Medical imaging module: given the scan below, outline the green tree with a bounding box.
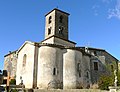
[10,79,16,85]
[98,74,114,90]
[117,69,120,86]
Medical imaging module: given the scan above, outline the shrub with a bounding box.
[98,74,114,90]
[10,79,16,85]
[117,70,120,86]
[10,89,18,92]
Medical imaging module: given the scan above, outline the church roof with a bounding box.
[79,47,105,51]
[4,50,17,57]
[41,35,76,45]
[5,40,119,62]
[17,41,65,53]
[79,47,119,61]
[17,40,77,54]
[45,8,70,16]
[17,41,36,53]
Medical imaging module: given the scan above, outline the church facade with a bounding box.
[4,8,118,89]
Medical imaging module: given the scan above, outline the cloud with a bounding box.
[91,0,112,16]
[92,5,100,16]
[108,0,120,19]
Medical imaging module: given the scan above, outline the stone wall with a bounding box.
[42,36,75,47]
[103,51,118,71]
[84,48,118,85]
[16,43,35,88]
[45,9,69,40]
[37,46,63,89]
[63,49,83,89]
[33,89,108,92]
[4,51,17,77]
[45,10,55,39]
[54,37,75,47]
[82,55,91,88]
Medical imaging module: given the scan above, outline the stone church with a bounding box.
[4,8,118,89]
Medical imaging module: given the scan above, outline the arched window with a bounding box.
[77,63,80,71]
[79,70,81,77]
[77,63,81,77]
[86,71,89,79]
[49,16,52,24]
[23,54,27,67]
[111,65,114,72]
[53,68,57,75]
[59,15,63,23]
[58,26,63,34]
[48,27,51,35]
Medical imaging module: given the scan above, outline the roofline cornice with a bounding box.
[45,8,70,16]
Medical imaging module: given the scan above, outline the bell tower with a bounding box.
[42,8,76,47]
[45,8,69,40]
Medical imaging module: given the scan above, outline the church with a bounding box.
[4,8,118,89]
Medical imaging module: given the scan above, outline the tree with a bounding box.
[10,79,16,85]
[117,69,120,86]
[98,74,114,90]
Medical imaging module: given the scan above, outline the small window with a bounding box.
[77,63,81,77]
[111,65,114,72]
[59,15,63,23]
[48,27,51,35]
[94,62,98,71]
[78,70,81,77]
[86,72,89,78]
[49,16,52,24]
[23,54,27,67]
[53,68,57,75]
[77,63,80,71]
[58,26,63,34]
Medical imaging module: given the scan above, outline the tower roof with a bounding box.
[45,8,70,16]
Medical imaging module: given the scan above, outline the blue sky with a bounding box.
[0,0,120,70]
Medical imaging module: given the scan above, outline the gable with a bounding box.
[17,41,35,53]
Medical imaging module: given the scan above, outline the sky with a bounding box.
[0,0,120,70]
